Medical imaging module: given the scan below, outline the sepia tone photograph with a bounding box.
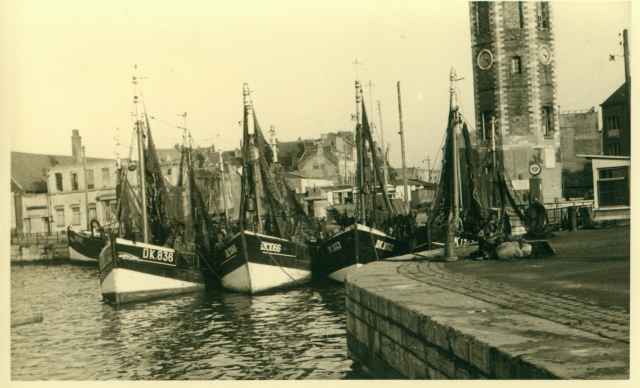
[3,0,633,382]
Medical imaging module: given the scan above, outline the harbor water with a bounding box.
[11,263,363,380]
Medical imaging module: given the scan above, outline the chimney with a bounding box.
[71,129,82,162]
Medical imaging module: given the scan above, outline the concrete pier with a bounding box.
[345,228,629,379]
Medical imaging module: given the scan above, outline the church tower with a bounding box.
[469,1,561,203]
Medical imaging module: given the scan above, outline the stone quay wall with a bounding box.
[345,260,629,379]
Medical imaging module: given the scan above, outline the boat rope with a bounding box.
[255,234,300,284]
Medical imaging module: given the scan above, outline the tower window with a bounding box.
[475,2,490,36]
[481,111,495,142]
[537,2,550,30]
[542,106,553,137]
[518,1,524,28]
[511,56,522,74]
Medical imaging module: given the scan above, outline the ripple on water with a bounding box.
[11,265,361,380]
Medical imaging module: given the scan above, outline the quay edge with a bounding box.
[345,259,629,379]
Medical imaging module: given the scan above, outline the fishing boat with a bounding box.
[315,81,410,282]
[426,68,552,260]
[67,224,105,264]
[218,83,316,294]
[67,146,108,264]
[98,73,215,305]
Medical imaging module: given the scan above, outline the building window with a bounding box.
[71,206,81,225]
[481,111,495,142]
[518,1,524,28]
[537,2,550,30]
[105,201,117,222]
[605,115,620,130]
[607,142,621,156]
[86,169,95,189]
[167,167,172,176]
[23,218,31,234]
[511,56,522,74]
[55,173,64,192]
[475,2,490,36]
[71,172,79,191]
[598,167,629,207]
[88,203,97,221]
[102,167,110,187]
[55,207,65,227]
[542,106,553,137]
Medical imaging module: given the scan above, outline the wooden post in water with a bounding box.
[396,81,409,214]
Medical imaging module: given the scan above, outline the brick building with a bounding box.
[469,1,562,203]
[601,82,630,156]
[559,108,602,199]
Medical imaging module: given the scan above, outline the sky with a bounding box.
[2,0,631,170]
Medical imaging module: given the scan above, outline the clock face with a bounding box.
[477,49,494,70]
[539,46,552,65]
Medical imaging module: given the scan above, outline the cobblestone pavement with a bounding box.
[397,261,629,344]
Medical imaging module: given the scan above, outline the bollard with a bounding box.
[568,206,578,232]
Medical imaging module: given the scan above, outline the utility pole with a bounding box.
[377,100,388,187]
[623,29,631,143]
[81,146,91,231]
[396,81,409,214]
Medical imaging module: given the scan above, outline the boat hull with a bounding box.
[98,237,205,305]
[219,230,311,294]
[67,228,105,264]
[315,223,406,282]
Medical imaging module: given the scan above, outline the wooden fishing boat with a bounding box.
[315,81,410,282]
[219,84,316,294]
[67,226,105,264]
[99,71,215,305]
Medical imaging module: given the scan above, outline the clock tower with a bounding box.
[469,1,561,203]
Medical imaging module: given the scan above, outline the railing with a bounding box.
[11,231,68,245]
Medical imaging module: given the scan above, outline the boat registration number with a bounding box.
[142,247,175,264]
[374,240,394,252]
[327,241,342,253]
[260,241,282,254]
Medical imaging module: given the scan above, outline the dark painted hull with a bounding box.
[314,223,407,281]
[219,230,312,294]
[67,228,106,263]
[98,236,205,306]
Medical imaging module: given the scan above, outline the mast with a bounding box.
[81,146,91,231]
[445,68,462,261]
[243,83,263,233]
[355,80,366,225]
[133,69,149,243]
[396,81,409,214]
[219,151,229,221]
[136,119,149,243]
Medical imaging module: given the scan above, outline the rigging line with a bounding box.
[255,234,299,284]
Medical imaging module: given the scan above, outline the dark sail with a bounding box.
[143,114,173,245]
[237,98,317,241]
[428,105,525,241]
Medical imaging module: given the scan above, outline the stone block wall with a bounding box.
[345,281,554,379]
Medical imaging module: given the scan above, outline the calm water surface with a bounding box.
[11,264,363,380]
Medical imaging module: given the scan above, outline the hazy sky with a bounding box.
[2,0,631,169]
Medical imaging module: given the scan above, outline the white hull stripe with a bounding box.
[114,238,176,253]
[101,267,202,295]
[221,261,310,294]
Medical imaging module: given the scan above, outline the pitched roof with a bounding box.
[11,151,114,193]
[11,152,73,193]
[601,82,628,107]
